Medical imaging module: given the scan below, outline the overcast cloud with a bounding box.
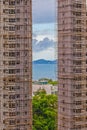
[32,0,56,24]
[33,37,55,52]
[32,0,57,60]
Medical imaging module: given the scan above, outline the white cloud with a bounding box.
[33,23,57,41]
[34,34,56,42]
[32,23,57,60]
[33,47,57,61]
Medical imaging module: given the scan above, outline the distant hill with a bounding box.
[33,59,57,64]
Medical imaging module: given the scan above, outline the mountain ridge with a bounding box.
[33,59,57,64]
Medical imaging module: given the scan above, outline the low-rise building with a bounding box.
[32,84,57,96]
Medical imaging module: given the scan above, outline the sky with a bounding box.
[32,0,57,61]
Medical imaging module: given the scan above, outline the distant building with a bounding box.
[58,0,87,130]
[0,0,32,130]
[37,80,48,85]
[32,84,57,96]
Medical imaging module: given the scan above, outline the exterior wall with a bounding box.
[58,0,87,130]
[32,84,57,95]
[0,0,32,130]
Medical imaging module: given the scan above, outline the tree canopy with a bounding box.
[33,89,58,130]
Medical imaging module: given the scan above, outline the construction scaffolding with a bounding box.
[58,0,87,130]
[0,0,32,130]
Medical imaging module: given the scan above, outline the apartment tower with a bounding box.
[0,0,32,130]
[58,0,87,130]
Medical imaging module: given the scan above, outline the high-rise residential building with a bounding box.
[0,0,32,130]
[58,0,87,130]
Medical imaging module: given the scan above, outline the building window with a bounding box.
[9,61,15,65]
[9,9,15,14]
[76,20,81,24]
[9,26,15,31]
[62,60,65,64]
[9,44,16,48]
[3,94,8,99]
[75,101,82,105]
[75,4,82,8]
[3,9,9,13]
[9,78,16,82]
[8,86,16,91]
[73,84,82,89]
[16,111,20,115]
[16,0,20,4]
[9,52,15,57]
[9,95,15,99]
[62,100,65,104]
[9,18,15,22]
[16,18,20,22]
[3,52,9,56]
[3,26,8,31]
[25,103,28,106]
[63,68,65,72]
[16,9,20,13]
[9,0,15,5]
[3,18,8,22]
[9,35,16,40]
[16,25,20,30]
[9,103,15,108]
[9,112,16,116]
[73,93,82,97]
[16,60,20,64]
[3,112,8,116]
[9,120,16,125]
[16,94,20,98]
[63,84,65,88]
[63,108,65,111]
[63,92,65,95]
[17,120,20,124]
[73,11,82,16]
[73,109,81,113]
[25,111,27,115]
[62,13,65,16]
[9,69,15,74]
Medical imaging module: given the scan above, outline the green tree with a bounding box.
[48,80,58,86]
[33,89,57,130]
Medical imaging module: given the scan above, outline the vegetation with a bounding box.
[48,79,58,86]
[38,78,58,85]
[33,89,58,130]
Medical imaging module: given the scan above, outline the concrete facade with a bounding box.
[58,0,87,130]
[0,0,32,130]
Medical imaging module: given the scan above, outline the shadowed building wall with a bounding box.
[0,0,32,129]
[58,0,87,129]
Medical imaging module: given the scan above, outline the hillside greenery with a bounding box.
[33,89,58,130]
